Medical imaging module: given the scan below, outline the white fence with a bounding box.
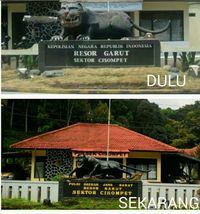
[1,180,199,206]
[1,44,38,56]
[1,180,59,202]
[143,183,199,209]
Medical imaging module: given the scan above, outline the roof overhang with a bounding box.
[61,0,143,11]
[177,152,200,163]
[2,151,31,158]
[163,152,200,163]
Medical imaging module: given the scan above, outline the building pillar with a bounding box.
[133,11,140,37]
[157,156,161,182]
[122,158,127,179]
[31,150,36,181]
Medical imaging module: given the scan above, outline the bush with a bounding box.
[179,52,200,72]
[21,55,38,70]
[50,174,65,181]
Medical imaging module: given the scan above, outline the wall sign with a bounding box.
[59,179,142,199]
[39,40,160,71]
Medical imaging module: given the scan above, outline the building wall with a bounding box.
[31,149,73,181]
[134,2,189,41]
[45,150,73,180]
[31,150,161,181]
[189,3,200,49]
[128,151,161,182]
[6,1,61,49]
[5,1,199,50]
[31,150,46,181]
[25,1,61,47]
[137,2,189,41]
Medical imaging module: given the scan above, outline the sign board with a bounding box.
[38,40,160,71]
[59,179,142,199]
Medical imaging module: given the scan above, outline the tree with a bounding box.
[87,101,110,123]
[37,100,53,133]
[10,100,15,129]
[163,101,200,148]
[133,100,167,142]
[25,100,30,133]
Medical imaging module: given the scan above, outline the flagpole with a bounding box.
[106,99,111,162]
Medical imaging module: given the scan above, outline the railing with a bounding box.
[1,180,199,206]
[1,44,38,56]
[1,44,38,69]
[143,182,200,208]
[1,180,59,202]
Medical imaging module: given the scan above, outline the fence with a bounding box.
[143,182,199,208]
[1,180,199,205]
[1,180,59,202]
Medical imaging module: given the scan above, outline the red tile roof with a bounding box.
[179,145,200,157]
[11,123,178,153]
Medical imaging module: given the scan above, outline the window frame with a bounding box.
[34,156,46,179]
[127,158,157,180]
[139,10,184,41]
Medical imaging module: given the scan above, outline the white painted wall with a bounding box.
[1,180,59,202]
[189,3,200,49]
[143,182,200,208]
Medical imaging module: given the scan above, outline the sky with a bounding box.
[149,98,199,109]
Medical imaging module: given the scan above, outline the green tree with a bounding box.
[133,100,167,142]
[87,101,110,123]
[163,101,200,148]
[37,100,54,133]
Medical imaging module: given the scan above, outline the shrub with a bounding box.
[179,52,200,72]
[21,55,38,70]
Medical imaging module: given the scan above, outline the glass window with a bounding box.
[127,159,157,180]
[148,164,157,179]
[140,11,184,41]
[34,156,45,178]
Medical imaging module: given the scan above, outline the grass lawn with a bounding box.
[1,198,126,210]
[2,67,200,94]
[2,198,199,210]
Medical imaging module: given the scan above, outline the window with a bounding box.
[140,11,184,41]
[34,156,45,178]
[127,159,157,180]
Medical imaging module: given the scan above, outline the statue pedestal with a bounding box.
[39,39,160,72]
[58,179,142,199]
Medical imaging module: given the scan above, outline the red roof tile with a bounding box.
[179,145,200,157]
[11,123,178,153]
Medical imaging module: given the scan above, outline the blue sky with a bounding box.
[149,98,199,109]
